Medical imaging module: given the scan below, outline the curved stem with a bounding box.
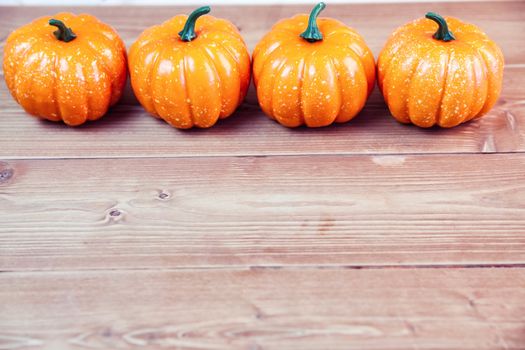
[299,2,326,43]
[178,6,211,42]
[425,12,455,42]
[49,19,76,42]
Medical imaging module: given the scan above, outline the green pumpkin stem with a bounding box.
[49,19,76,42]
[178,6,211,42]
[425,12,455,42]
[299,2,326,43]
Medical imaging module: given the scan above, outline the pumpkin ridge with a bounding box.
[380,40,415,115]
[281,55,307,126]
[464,52,481,122]
[405,45,443,126]
[8,65,21,104]
[330,49,367,122]
[16,56,36,115]
[61,55,89,126]
[469,53,489,119]
[78,61,89,124]
[406,47,435,126]
[297,57,307,126]
[15,39,51,116]
[270,56,292,126]
[378,39,412,95]
[84,39,115,107]
[5,35,38,95]
[181,53,194,127]
[254,34,296,80]
[83,57,104,122]
[440,49,478,127]
[328,55,344,123]
[255,36,293,84]
[256,55,283,119]
[459,38,500,118]
[212,39,246,110]
[83,24,127,106]
[53,56,71,124]
[301,52,339,127]
[402,52,424,124]
[148,44,168,118]
[324,34,375,94]
[453,42,481,125]
[213,38,241,70]
[51,50,61,120]
[132,36,168,65]
[161,46,194,128]
[54,56,68,121]
[129,40,163,115]
[436,51,452,126]
[270,56,292,122]
[475,49,498,118]
[35,47,62,121]
[199,45,226,116]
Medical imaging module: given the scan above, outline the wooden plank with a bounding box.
[1,3,523,59]
[0,70,522,159]
[1,154,524,271]
[0,3,524,159]
[1,267,524,349]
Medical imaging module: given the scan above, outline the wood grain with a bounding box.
[1,2,523,57]
[1,268,525,349]
[0,2,524,159]
[1,4,525,348]
[1,154,524,271]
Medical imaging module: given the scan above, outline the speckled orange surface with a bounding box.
[128,9,251,129]
[3,12,127,126]
[378,15,504,128]
[253,7,375,128]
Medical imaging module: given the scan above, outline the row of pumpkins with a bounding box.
[3,3,504,129]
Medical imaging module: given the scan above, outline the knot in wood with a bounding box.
[109,209,121,217]
[0,164,14,184]
[158,190,170,200]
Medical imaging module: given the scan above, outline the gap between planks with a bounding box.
[2,263,525,275]
[1,150,525,161]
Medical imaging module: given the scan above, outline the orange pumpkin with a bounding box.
[253,2,375,128]
[3,13,127,126]
[378,12,504,128]
[128,6,251,129]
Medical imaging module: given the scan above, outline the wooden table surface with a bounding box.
[1,2,524,349]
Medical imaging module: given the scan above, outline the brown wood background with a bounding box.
[1,2,524,349]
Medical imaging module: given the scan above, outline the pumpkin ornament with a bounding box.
[3,13,127,126]
[128,6,251,129]
[253,2,375,128]
[378,12,504,128]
